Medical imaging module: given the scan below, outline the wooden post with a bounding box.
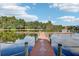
[49,34,51,44]
[34,34,37,42]
[24,42,28,56]
[57,43,62,56]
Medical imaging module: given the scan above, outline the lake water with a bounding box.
[0,33,79,56]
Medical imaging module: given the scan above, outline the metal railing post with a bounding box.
[24,42,28,56]
[57,43,62,56]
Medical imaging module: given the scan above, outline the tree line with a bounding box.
[0,16,79,32]
[0,16,64,32]
[0,16,79,42]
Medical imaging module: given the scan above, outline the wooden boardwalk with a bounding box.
[29,32,54,56]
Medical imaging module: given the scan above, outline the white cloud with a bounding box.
[39,20,56,25]
[50,3,79,12]
[32,3,37,6]
[0,3,38,21]
[58,16,79,22]
[25,6,31,10]
[49,4,54,8]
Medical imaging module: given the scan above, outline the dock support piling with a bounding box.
[24,42,28,56]
[49,34,51,44]
[57,43,62,56]
[34,34,37,42]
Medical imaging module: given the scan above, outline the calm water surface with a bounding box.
[0,33,79,56]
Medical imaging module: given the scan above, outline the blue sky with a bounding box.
[0,3,79,26]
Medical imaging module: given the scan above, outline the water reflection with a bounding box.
[1,36,35,47]
[0,35,35,56]
[51,33,79,55]
[0,33,79,56]
[0,31,26,42]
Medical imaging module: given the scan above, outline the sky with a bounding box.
[0,3,79,26]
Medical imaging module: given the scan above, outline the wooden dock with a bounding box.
[29,32,54,56]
